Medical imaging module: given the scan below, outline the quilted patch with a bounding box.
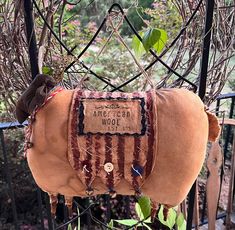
[67,90,157,193]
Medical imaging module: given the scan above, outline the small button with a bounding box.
[104,162,114,172]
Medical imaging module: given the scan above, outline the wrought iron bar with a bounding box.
[218,98,234,218]
[23,0,39,80]
[215,99,221,116]
[125,196,131,218]
[37,188,45,230]
[187,0,215,229]
[198,0,215,99]
[105,194,111,223]
[224,97,235,159]
[200,193,207,224]
[63,196,69,224]
[86,198,92,228]
[45,193,54,230]
[217,93,235,100]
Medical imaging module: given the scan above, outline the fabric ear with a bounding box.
[15,74,56,123]
[28,85,48,114]
[15,103,29,124]
[206,111,221,142]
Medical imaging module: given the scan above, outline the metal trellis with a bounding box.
[0,0,222,229]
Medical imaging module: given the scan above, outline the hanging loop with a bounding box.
[107,12,155,88]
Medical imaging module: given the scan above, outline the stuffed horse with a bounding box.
[16,74,220,217]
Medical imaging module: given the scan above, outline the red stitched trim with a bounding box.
[146,91,155,177]
[34,87,63,115]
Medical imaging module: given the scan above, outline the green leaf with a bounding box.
[77,207,80,230]
[114,219,138,226]
[135,203,144,220]
[178,221,186,230]
[138,196,151,219]
[108,219,114,229]
[153,29,168,54]
[132,32,145,58]
[158,205,177,229]
[67,223,72,230]
[144,217,151,223]
[142,28,161,52]
[176,213,184,226]
[132,28,168,57]
[176,213,186,230]
[42,66,53,75]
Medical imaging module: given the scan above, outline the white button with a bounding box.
[104,162,114,172]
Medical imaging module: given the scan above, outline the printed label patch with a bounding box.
[78,98,145,135]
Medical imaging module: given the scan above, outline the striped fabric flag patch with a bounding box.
[68,90,156,194]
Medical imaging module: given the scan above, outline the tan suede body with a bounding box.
[27,88,219,207]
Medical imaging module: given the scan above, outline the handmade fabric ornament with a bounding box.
[16,74,220,217]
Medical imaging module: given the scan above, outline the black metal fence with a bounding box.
[2,0,235,229]
[200,93,235,225]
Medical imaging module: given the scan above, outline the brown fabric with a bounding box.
[25,88,220,207]
[15,74,56,123]
[206,111,221,142]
